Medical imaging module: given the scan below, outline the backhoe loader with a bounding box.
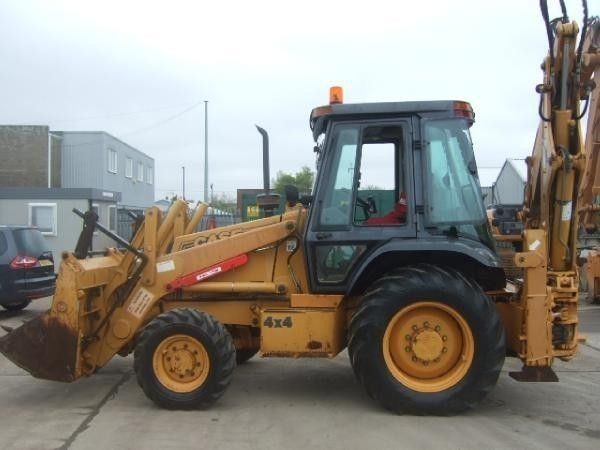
[0,1,598,415]
[576,15,600,302]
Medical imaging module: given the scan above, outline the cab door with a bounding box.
[305,119,416,293]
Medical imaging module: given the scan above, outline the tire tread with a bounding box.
[348,263,505,415]
[134,308,235,409]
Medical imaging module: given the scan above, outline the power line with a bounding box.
[121,100,204,138]
[55,100,204,148]
[50,101,202,123]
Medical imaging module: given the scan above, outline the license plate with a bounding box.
[39,259,53,267]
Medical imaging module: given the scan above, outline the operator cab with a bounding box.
[304,87,503,294]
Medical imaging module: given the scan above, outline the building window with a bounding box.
[146,166,153,185]
[125,157,133,178]
[28,203,57,236]
[108,149,118,174]
[108,205,117,231]
[137,162,144,182]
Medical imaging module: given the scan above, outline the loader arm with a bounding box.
[0,199,195,380]
[0,199,296,378]
[85,215,299,371]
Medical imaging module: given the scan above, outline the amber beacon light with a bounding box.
[329,86,344,104]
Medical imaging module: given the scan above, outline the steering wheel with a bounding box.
[356,196,377,219]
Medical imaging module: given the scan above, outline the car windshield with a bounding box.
[12,229,50,256]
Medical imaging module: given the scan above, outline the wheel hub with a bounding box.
[383,301,474,392]
[411,328,444,362]
[167,345,204,379]
[153,335,210,393]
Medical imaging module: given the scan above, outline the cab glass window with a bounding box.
[316,244,366,283]
[424,119,485,226]
[319,126,359,226]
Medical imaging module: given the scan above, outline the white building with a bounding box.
[492,159,527,205]
[479,159,527,206]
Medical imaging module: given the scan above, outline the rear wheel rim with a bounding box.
[383,301,474,393]
[152,334,210,393]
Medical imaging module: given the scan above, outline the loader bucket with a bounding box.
[0,256,89,383]
[0,312,79,382]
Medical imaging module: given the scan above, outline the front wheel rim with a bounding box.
[383,301,475,393]
[152,334,210,393]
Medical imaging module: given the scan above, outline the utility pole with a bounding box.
[47,131,63,188]
[204,100,209,203]
[182,166,186,200]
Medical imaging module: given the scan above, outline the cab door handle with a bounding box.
[316,232,332,240]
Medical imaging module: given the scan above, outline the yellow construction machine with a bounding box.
[577,15,600,302]
[0,1,598,414]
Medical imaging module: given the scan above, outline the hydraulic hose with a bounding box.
[540,0,555,66]
[577,0,589,69]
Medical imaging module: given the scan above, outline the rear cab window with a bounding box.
[12,229,50,256]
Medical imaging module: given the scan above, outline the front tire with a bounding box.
[134,308,235,410]
[348,264,505,415]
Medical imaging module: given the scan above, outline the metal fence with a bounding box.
[116,206,242,241]
[117,207,144,242]
[198,213,242,230]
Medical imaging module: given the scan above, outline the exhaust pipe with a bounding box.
[255,125,280,217]
[255,125,271,194]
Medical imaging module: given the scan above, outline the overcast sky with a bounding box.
[0,0,596,201]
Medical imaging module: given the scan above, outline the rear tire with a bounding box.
[348,264,505,415]
[134,308,235,409]
[1,300,31,311]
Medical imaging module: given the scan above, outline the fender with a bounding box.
[347,237,504,294]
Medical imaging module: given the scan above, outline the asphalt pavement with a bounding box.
[0,297,599,450]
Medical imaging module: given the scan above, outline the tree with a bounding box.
[294,166,314,194]
[272,166,315,195]
[210,192,237,213]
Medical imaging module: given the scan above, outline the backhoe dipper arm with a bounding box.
[505,2,598,377]
[577,17,600,231]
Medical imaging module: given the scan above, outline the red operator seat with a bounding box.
[365,192,407,225]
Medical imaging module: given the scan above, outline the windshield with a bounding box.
[424,119,489,242]
[318,126,359,226]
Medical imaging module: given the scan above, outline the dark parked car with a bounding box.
[0,226,55,311]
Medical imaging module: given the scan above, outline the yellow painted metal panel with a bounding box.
[260,307,344,357]
[290,294,343,308]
